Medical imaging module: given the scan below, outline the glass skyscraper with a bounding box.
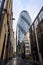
[16,10,32,44]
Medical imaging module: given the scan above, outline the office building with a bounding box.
[16,10,32,56]
[0,0,15,59]
[29,7,43,62]
[16,10,32,45]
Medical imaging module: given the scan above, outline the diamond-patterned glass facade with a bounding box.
[16,11,32,43]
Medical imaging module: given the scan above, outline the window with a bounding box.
[0,0,2,7]
[39,11,43,22]
[34,19,38,29]
[25,50,30,54]
[4,0,7,8]
[25,46,29,48]
[25,43,29,46]
[32,25,34,31]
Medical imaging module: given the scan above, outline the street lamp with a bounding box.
[12,18,15,20]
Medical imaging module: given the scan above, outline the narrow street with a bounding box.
[6,57,41,65]
[0,0,43,65]
[6,57,29,65]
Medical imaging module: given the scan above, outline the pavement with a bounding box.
[6,57,42,65]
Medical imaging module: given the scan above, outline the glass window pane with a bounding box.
[34,19,38,28]
[39,11,43,21]
[0,0,2,7]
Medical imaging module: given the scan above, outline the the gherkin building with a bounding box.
[16,10,32,45]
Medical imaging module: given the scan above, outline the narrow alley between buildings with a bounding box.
[0,0,43,65]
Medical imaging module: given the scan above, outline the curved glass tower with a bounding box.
[16,10,32,45]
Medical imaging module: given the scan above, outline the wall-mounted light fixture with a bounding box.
[12,18,15,20]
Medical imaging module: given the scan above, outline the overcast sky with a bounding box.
[13,0,43,38]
